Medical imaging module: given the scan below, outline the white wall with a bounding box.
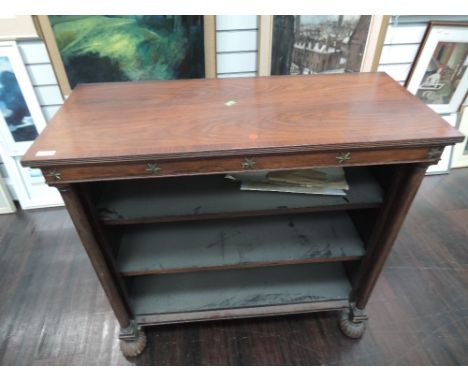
[4,16,468,192]
[17,40,64,121]
[376,16,468,173]
[1,39,64,200]
[215,15,468,84]
[10,16,468,117]
[216,15,258,78]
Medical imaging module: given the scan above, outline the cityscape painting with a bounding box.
[271,16,372,76]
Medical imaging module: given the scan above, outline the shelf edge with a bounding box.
[136,299,349,326]
[121,255,363,276]
[102,203,382,226]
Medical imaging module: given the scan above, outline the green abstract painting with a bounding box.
[49,16,205,88]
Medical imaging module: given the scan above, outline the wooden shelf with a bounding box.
[116,212,365,275]
[22,73,462,356]
[97,167,383,225]
[127,262,351,325]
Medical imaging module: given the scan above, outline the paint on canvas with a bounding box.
[271,16,372,75]
[0,56,38,142]
[416,41,468,105]
[49,16,205,88]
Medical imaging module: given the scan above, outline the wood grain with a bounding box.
[57,185,131,327]
[38,146,440,184]
[354,163,429,308]
[22,73,463,169]
[1,169,467,365]
[12,72,467,362]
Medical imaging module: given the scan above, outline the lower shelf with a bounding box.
[117,212,365,275]
[127,262,351,325]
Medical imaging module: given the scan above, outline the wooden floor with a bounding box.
[1,169,467,365]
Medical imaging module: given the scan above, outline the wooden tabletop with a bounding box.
[22,72,464,167]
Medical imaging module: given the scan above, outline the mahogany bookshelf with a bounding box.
[22,73,464,357]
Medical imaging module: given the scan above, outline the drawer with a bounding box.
[41,146,442,184]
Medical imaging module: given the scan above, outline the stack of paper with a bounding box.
[226,168,349,196]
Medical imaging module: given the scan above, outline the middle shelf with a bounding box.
[114,211,366,275]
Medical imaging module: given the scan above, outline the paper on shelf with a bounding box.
[225,167,349,196]
[240,181,347,196]
[267,168,349,190]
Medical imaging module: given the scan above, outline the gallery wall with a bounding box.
[0,39,63,199]
[216,15,258,77]
[2,15,260,201]
[1,15,468,202]
[217,15,468,82]
[18,40,63,121]
[377,16,468,173]
[378,15,468,85]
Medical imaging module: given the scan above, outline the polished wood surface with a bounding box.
[22,73,463,168]
[15,73,466,359]
[40,146,438,184]
[354,163,429,308]
[58,185,131,328]
[1,169,467,365]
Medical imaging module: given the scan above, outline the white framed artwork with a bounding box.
[0,40,63,209]
[405,22,468,114]
[0,41,47,156]
[452,105,468,168]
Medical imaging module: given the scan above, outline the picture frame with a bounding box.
[0,40,62,209]
[0,174,15,214]
[426,113,458,174]
[33,15,217,98]
[0,41,46,156]
[451,105,468,168]
[0,152,63,209]
[258,15,390,76]
[405,22,468,114]
[0,16,39,41]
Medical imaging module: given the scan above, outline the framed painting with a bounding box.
[452,105,468,168]
[34,15,216,97]
[0,41,46,156]
[258,15,389,76]
[405,22,468,114]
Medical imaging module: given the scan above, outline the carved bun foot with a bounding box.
[119,330,147,357]
[339,306,367,339]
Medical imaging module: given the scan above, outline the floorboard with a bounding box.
[0,169,467,365]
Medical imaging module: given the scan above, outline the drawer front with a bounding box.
[42,146,441,184]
